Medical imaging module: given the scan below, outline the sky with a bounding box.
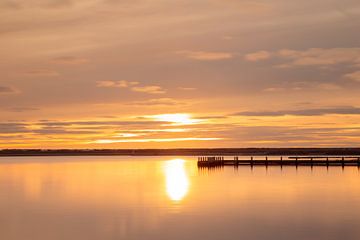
[1,0,360,148]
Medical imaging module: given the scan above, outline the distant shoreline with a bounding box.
[1,148,360,157]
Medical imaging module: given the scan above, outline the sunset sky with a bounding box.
[1,0,360,148]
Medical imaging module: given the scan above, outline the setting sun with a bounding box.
[151,114,202,125]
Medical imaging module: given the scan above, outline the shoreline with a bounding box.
[1,148,360,157]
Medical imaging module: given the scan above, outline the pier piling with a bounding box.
[197,156,360,168]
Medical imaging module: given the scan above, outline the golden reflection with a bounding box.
[164,159,190,201]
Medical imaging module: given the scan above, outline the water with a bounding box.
[1,156,360,240]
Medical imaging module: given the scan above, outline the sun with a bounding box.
[152,113,201,125]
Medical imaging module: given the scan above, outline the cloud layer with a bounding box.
[96,80,166,94]
[234,107,360,117]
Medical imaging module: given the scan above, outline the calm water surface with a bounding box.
[1,156,360,240]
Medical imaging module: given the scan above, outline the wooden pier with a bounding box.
[197,156,360,168]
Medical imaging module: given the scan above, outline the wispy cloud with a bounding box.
[131,85,166,94]
[178,87,196,91]
[244,50,271,62]
[317,83,342,90]
[96,80,165,94]
[276,48,360,67]
[246,48,360,88]
[233,106,360,117]
[93,137,222,144]
[0,122,29,134]
[0,86,19,94]
[51,56,89,65]
[5,107,39,112]
[0,119,173,135]
[345,71,360,82]
[176,50,233,61]
[127,98,186,106]
[262,87,286,92]
[24,69,59,77]
[0,1,21,10]
[44,0,74,8]
[246,48,360,68]
[1,0,74,10]
[96,80,139,88]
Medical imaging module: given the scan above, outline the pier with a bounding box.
[197,156,360,168]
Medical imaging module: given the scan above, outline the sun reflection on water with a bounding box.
[164,159,189,202]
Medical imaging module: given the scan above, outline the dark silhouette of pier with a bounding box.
[197,156,360,168]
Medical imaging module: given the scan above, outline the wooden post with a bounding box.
[265,156,268,168]
[342,157,345,168]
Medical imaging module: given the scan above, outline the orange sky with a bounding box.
[1,0,360,148]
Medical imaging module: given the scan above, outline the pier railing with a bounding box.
[197,156,360,168]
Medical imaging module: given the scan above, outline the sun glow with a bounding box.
[93,137,221,144]
[151,114,201,125]
[164,159,190,202]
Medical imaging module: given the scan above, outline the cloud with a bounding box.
[131,85,166,94]
[263,87,285,92]
[233,106,360,117]
[277,48,360,67]
[178,87,196,91]
[345,71,360,82]
[246,48,360,68]
[0,118,174,135]
[127,98,185,106]
[263,81,344,93]
[93,137,222,144]
[176,50,233,61]
[244,50,271,62]
[317,83,342,90]
[0,0,74,10]
[24,69,59,77]
[215,125,360,147]
[247,48,360,86]
[0,86,19,94]
[0,122,29,134]
[96,80,165,94]
[0,1,21,10]
[197,115,228,120]
[51,56,89,65]
[96,80,139,88]
[45,0,73,8]
[32,128,98,135]
[5,107,39,112]
[38,120,169,127]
